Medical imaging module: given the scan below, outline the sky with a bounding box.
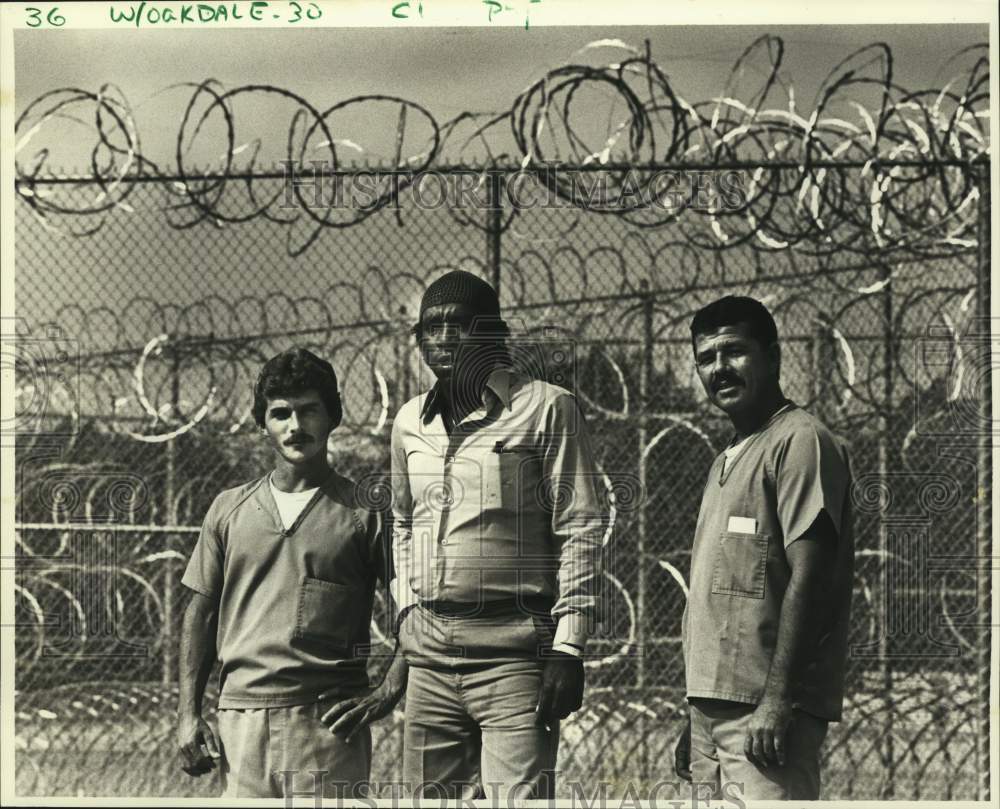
[13,24,989,170]
[9,20,990,329]
[16,24,987,109]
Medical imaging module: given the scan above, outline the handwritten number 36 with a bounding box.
[289,2,323,22]
[25,7,66,27]
[22,5,323,27]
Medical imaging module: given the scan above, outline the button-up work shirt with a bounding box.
[390,368,607,654]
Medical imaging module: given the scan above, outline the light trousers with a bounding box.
[689,697,829,801]
[399,604,559,799]
[216,701,371,798]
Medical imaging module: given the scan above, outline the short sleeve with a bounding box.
[774,426,850,548]
[364,506,394,588]
[181,496,226,598]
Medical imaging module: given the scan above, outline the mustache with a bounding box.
[711,374,743,391]
[284,434,313,444]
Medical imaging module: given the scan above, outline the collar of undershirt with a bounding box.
[268,475,320,499]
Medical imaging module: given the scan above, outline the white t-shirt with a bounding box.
[722,434,753,475]
[269,478,320,530]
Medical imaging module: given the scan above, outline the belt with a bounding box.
[419,596,553,619]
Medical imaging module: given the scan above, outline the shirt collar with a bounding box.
[724,399,796,450]
[421,366,514,424]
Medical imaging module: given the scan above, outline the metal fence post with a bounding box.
[636,280,653,781]
[398,305,411,405]
[486,170,502,295]
[877,262,895,799]
[810,323,834,424]
[974,163,992,802]
[162,345,180,687]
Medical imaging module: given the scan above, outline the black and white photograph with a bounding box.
[1,0,996,804]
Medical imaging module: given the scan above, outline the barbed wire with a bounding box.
[11,34,990,801]
[14,37,989,256]
[11,668,983,799]
[13,252,979,449]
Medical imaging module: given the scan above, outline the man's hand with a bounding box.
[394,604,416,635]
[536,650,584,725]
[177,713,221,777]
[320,680,406,744]
[673,714,692,781]
[744,698,794,768]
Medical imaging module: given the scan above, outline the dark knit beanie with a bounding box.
[419,270,501,323]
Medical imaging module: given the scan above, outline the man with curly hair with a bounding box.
[176,348,403,798]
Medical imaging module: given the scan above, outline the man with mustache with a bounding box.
[379,270,606,800]
[678,296,854,800]
[176,348,400,798]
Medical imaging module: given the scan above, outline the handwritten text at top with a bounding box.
[104,2,322,27]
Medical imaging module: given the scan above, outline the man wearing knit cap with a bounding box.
[386,269,606,799]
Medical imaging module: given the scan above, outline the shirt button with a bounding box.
[440,538,449,545]
[444,454,455,463]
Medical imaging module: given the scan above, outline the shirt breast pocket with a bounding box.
[406,450,441,506]
[711,531,769,599]
[486,448,541,511]
[293,576,358,650]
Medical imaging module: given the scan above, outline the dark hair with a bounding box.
[252,348,343,429]
[689,296,779,349]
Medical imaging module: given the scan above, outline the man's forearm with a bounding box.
[380,639,409,695]
[390,516,418,616]
[178,595,218,719]
[761,572,818,703]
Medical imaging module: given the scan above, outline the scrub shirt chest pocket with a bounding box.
[483,442,542,511]
[293,576,360,650]
[711,527,770,599]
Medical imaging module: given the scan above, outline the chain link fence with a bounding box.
[10,36,991,800]
[11,166,990,800]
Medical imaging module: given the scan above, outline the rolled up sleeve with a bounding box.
[543,393,607,654]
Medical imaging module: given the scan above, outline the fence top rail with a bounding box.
[15,522,201,534]
[14,156,992,186]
